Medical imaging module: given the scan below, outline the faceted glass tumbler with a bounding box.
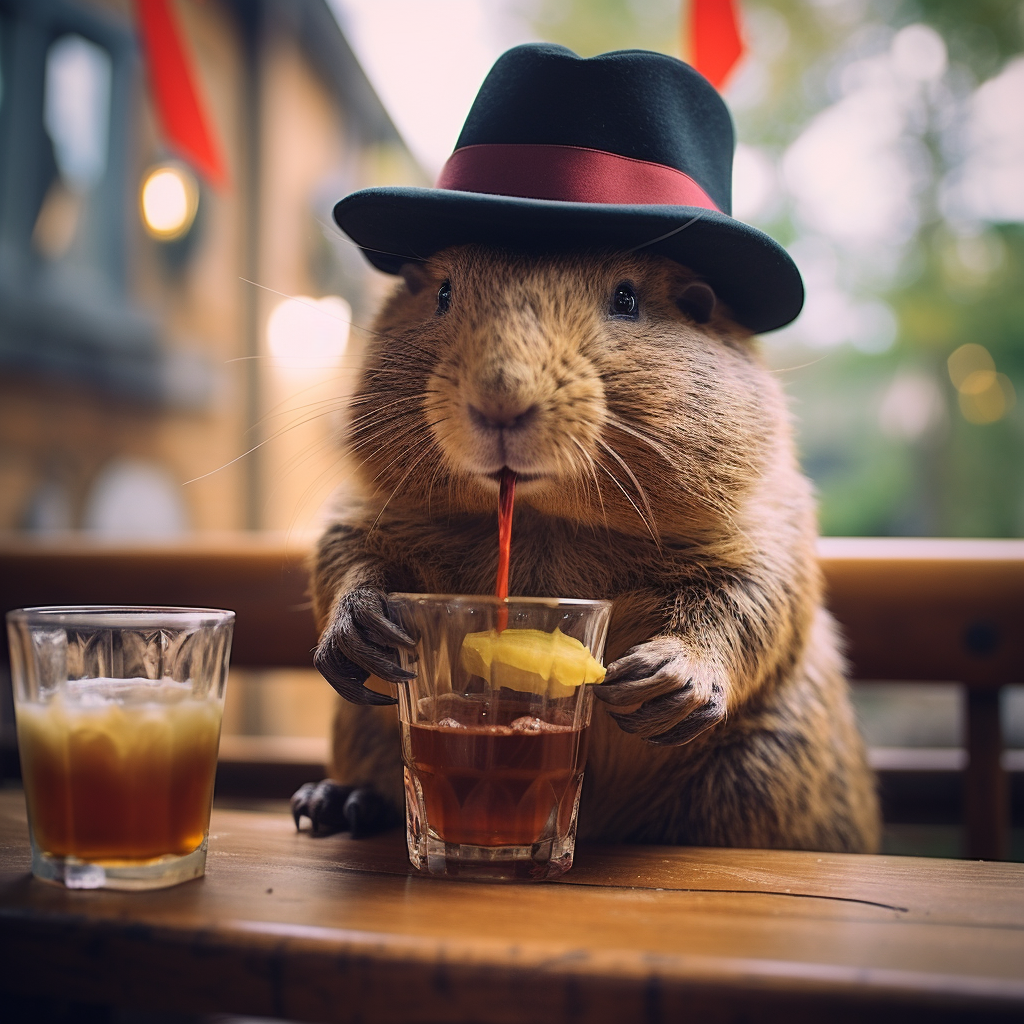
[7,606,234,890]
[389,594,611,880]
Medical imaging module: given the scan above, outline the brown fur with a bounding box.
[314,245,880,852]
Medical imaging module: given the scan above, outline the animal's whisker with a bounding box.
[345,416,418,447]
[347,400,423,431]
[367,443,437,535]
[224,354,404,372]
[183,399,349,485]
[570,438,611,539]
[239,277,363,327]
[255,393,349,432]
[238,276,410,346]
[379,336,437,363]
[424,455,452,520]
[566,452,594,542]
[367,430,435,484]
[344,395,423,429]
[604,412,677,467]
[182,442,268,485]
[768,354,830,374]
[347,385,441,407]
[248,408,347,443]
[261,434,345,521]
[595,438,661,547]
[346,422,427,471]
[347,416,446,484]
[591,453,659,544]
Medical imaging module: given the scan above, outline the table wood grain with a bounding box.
[1,792,1022,1023]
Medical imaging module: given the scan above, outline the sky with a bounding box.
[328,0,531,176]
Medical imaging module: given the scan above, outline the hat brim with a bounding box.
[333,187,803,335]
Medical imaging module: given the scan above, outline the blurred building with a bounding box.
[0,0,421,536]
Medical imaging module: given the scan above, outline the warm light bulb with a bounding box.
[140,163,199,240]
[267,296,351,372]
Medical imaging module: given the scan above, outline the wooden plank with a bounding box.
[1,536,1022,684]
[966,689,1009,859]
[819,538,1024,686]
[218,733,330,765]
[1,792,1023,1023]
[867,748,1024,773]
[215,735,330,800]
[0,533,318,669]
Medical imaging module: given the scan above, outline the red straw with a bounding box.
[496,468,516,631]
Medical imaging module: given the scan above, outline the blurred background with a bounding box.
[0,0,1022,854]
[2,0,1022,542]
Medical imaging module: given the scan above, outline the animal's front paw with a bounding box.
[314,587,417,705]
[291,780,398,838]
[594,637,726,746]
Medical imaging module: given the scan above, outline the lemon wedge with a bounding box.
[460,627,605,698]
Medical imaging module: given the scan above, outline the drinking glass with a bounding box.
[7,606,234,890]
[389,594,611,880]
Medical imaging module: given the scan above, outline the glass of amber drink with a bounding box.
[389,595,611,880]
[7,606,233,890]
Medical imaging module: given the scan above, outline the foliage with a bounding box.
[516,0,1024,536]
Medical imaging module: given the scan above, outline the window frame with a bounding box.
[0,0,161,399]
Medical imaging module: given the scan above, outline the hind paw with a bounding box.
[291,780,398,838]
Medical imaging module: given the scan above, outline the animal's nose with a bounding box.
[467,402,539,432]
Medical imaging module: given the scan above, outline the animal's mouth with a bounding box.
[485,468,546,486]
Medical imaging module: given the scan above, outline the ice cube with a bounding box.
[436,717,463,729]
[510,716,545,733]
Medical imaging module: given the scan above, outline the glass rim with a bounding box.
[6,606,236,629]
[388,593,612,611]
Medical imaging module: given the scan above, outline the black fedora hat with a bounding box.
[333,43,803,334]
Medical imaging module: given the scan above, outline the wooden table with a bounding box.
[1,792,1022,1023]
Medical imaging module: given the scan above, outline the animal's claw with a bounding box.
[315,587,416,703]
[595,637,690,707]
[355,594,418,650]
[645,699,726,746]
[313,642,400,705]
[291,779,354,834]
[345,786,399,838]
[597,637,726,746]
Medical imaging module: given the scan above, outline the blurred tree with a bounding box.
[514,0,1024,537]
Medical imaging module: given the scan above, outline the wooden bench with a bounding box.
[1,535,1022,859]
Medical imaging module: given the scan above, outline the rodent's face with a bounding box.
[350,246,781,539]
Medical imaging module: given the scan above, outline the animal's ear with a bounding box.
[400,263,428,296]
[676,281,716,325]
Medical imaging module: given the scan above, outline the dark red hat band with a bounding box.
[437,143,722,212]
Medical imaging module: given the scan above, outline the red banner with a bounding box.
[688,0,745,90]
[135,0,228,188]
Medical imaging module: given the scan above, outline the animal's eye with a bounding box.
[436,280,452,315]
[610,282,639,319]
